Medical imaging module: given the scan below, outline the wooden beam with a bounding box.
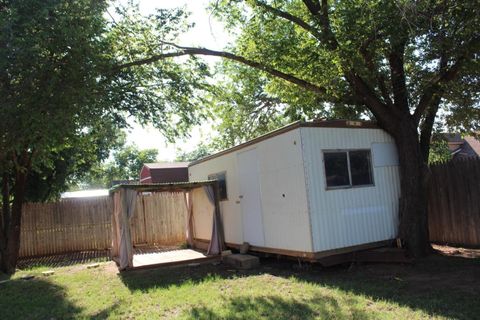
[224,239,394,261]
[110,180,217,194]
[123,255,221,272]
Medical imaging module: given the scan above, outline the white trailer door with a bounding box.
[237,148,265,246]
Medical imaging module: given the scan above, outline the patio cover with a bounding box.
[110,181,225,270]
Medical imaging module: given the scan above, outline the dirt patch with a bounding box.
[433,244,480,259]
[315,245,480,297]
[102,261,120,274]
[17,250,110,270]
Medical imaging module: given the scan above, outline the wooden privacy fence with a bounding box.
[428,158,480,247]
[130,192,188,246]
[20,192,188,257]
[20,197,112,257]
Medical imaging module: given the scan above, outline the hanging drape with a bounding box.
[112,188,137,270]
[183,190,194,247]
[203,185,225,255]
[111,191,122,259]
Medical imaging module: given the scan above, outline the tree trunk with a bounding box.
[0,173,9,271]
[0,169,27,274]
[2,173,10,229]
[393,122,432,257]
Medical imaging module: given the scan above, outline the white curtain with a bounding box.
[203,185,224,255]
[118,188,137,270]
[111,192,122,259]
[183,190,194,247]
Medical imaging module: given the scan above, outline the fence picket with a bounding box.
[19,192,187,257]
[428,158,480,247]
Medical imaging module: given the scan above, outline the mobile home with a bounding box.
[189,120,401,259]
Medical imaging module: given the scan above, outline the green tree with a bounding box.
[208,58,366,149]
[111,145,158,181]
[0,0,118,273]
[82,142,158,188]
[119,0,479,257]
[0,0,209,273]
[428,134,452,164]
[25,120,123,201]
[176,143,213,162]
[428,140,452,164]
[207,64,289,149]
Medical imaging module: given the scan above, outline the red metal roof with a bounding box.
[140,162,189,184]
[144,162,190,169]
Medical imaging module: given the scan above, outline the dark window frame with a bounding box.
[208,171,228,201]
[322,149,374,190]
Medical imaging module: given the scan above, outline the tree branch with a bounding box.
[413,31,479,124]
[359,33,393,108]
[302,0,338,49]
[413,56,463,124]
[388,41,409,114]
[301,0,321,15]
[345,71,396,128]
[301,0,393,126]
[319,0,337,48]
[1,172,10,235]
[419,95,442,162]
[116,47,327,95]
[252,0,323,41]
[0,176,7,247]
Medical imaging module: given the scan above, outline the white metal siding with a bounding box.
[237,148,265,246]
[190,152,244,244]
[191,187,213,240]
[256,130,312,252]
[189,128,313,252]
[301,127,401,252]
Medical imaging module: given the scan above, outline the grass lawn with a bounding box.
[0,246,479,319]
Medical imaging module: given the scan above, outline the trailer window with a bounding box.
[324,152,350,187]
[349,150,373,186]
[208,172,228,201]
[323,150,373,189]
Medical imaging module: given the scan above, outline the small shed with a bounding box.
[110,181,225,270]
[188,120,401,260]
[140,162,189,184]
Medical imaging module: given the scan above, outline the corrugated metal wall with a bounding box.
[300,127,401,252]
[256,129,312,252]
[189,152,244,244]
[189,129,313,252]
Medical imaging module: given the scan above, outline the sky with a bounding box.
[121,0,231,161]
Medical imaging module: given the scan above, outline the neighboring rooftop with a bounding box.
[144,162,190,169]
[140,162,190,184]
[443,133,480,160]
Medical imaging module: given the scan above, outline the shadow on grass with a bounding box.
[118,263,250,291]
[186,294,371,320]
[318,254,479,320]
[283,253,480,320]
[17,250,110,270]
[89,301,121,320]
[119,252,479,320]
[0,277,82,320]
